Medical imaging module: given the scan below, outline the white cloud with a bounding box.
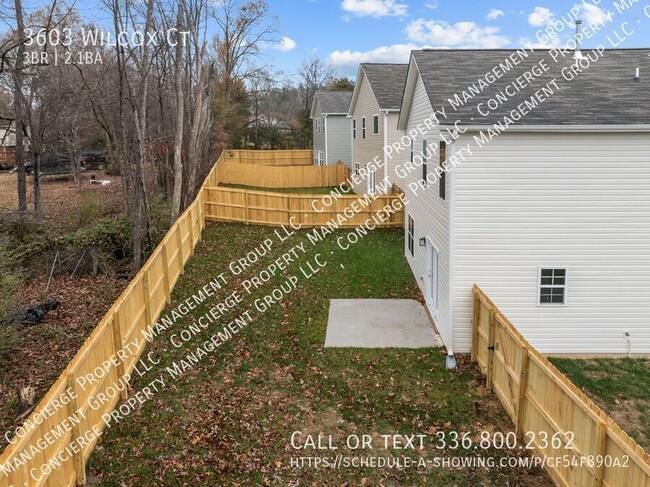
[528,4,613,29]
[340,0,407,18]
[528,6,554,27]
[329,43,421,68]
[406,19,509,48]
[424,1,438,9]
[486,8,504,21]
[272,36,296,52]
[579,3,613,25]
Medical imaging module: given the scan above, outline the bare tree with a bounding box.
[298,56,335,111]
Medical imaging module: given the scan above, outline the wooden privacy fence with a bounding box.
[204,186,403,228]
[216,161,348,188]
[222,149,313,166]
[0,173,210,487]
[472,285,650,487]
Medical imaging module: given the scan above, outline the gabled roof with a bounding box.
[310,91,353,118]
[348,63,408,115]
[399,49,650,129]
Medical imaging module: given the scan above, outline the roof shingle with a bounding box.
[361,63,408,110]
[315,91,353,114]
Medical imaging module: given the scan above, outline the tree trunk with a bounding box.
[13,0,27,217]
[170,6,185,223]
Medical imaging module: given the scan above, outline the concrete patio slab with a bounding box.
[325,299,442,348]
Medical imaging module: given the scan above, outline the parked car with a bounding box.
[25,153,83,176]
[80,150,107,171]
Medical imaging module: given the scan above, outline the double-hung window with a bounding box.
[539,268,567,305]
[373,115,379,135]
[439,140,447,200]
[422,140,428,185]
[362,117,366,139]
[352,119,356,139]
[354,162,360,176]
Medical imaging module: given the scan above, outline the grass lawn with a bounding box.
[550,357,650,450]
[88,222,550,486]
[218,183,352,194]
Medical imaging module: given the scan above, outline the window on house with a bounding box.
[439,140,447,200]
[352,119,356,139]
[316,118,320,133]
[362,117,366,139]
[422,140,428,185]
[410,138,414,164]
[354,162,360,176]
[367,165,376,194]
[539,268,567,305]
[322,116,326,134]
[373,115,379,135]
[407,216,414,257]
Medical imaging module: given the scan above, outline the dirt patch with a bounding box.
[0,171,123,229]
[0,273,125,446]
[601,399,649,449]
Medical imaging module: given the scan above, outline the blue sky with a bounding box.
[263,0,650,77]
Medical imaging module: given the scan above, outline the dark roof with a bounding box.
[412,49,650,125]
[315,91,353,114]
[361,63,408,110]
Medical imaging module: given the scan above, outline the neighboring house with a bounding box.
[347,63,408,194]
[310,91,353,166]
[397,48,650,360]
[0,118,29,169]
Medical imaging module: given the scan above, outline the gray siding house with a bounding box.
[347,63,408,193]
[396,48,650,360]
[310,91,353,166]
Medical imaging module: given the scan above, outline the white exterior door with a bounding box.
[426,239,439,315]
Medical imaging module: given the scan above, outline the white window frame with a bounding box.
[316,118,320,133]
[352,118,356,139]
[367,165,376,194]
[354,162,360,176]
[362,117,366,139]
[538,267,568,306]
[373,114,379,135]
[322,116,326,134]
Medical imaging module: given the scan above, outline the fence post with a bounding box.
[111,310,129,400]
[143,269,153,327]
[188,207,196,256]
[288,194,293,225]
[244,191,250,224]
[176,223,185,270]
[594,422,608,487]
[486,308,496,391]
[516,346,529,438]
[161,242,171,305]
[66,373,87,486]
[471,290,479,362]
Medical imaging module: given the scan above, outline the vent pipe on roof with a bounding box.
[634,67,640,81]
[574,20,583,72]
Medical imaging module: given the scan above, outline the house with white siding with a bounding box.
[347,63,407,193]
[310,91,353,166]
[396,48,650,362]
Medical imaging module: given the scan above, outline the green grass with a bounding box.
[219,183,352,194]
[88,222,550,486]
[551,357,650,449]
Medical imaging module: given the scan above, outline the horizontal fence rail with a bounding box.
[222,149,313,166]
[472,285,650,487]
[216,161,348,188]
[204,186,404,228]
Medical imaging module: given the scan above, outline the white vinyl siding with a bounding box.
[311,96,352,167]
[401,73,452,351]
[452,131,650,355]
[348,71,404,193]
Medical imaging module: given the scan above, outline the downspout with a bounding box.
[383,112,389,193]
[446,131,457,369]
